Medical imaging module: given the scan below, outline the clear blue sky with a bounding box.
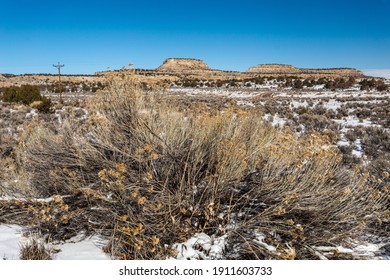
[0,0,389,74]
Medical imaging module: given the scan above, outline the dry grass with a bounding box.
[8,72,389,259]
[20,237,52,260]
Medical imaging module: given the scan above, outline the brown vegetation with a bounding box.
[1,73,386,260]
[19,237,52,260]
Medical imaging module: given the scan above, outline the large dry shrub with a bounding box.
[14,73,388,259]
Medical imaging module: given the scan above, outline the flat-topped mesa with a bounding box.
[303,68,364,77]
[247,64,364,78]
[247,64,300,74]
[157,58,211,72]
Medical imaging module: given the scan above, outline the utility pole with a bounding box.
[53,62,65,103]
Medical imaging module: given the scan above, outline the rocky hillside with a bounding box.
[247,64,364,78]
[157,58,210,72]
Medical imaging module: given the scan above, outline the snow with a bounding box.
[52,234,110,260]
[337,139,349,147]
[291,100,308,108]
[271,114,287,128]
[313,85,325,90]
[262,114,287,128]
[0,224,24,260]
[314,241,389,259]
[236,100,255,107]
[172,233,227,260]
[25,109,38,119]
[353,243,383,258]
[333,116,374,128]
[169,88,260,99]
[0,224,110,260]
[324,99,342,110]
[352,139,363,157]
[55,109,63,124]
[315,245,354,254]
[0,195,70,203]
[253,232,277,252]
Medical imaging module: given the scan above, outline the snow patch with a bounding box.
[0,224,110,260]
[0,224,24,260]
[253,232,277,252]
[52,234,110,260]
[25,109,38,119]
[172,233,227,260]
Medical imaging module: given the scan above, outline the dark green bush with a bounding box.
[1,85,52,113]
[35,96,53,114]
[293,79,303,89]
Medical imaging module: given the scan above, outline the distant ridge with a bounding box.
[246,63,363,77]
[2,59,369,80]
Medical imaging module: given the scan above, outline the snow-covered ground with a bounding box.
[0,224,110,260]
[1,84,389,260]
[169,231,389,260]
[52,234,110,260]
[0,225,23,260]
[1,224,388,260]
[171,233,227,260]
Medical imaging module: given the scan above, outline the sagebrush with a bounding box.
[7,73,388,259]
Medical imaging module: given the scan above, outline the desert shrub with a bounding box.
[14,74,388,259]
[376,83,388,92]
[359,78,386,91]
[296,113,337,133]
[324,78,355,90]
[295,106,310,115]
[30,97,52,114]
[336,106,349,118]
[3,85,41,104]
[303,79,313,87]
[293,79,303,89]
[316,77,327,85]
[361,127,390,158]
[1,85,52,113]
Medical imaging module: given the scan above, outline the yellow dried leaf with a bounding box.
[116,163,126,173]
[137,196,146,205]
[149,153,159,160]
[286,219,295,225]
[120,214,129,221]
[151,236,159,245]
[130,190,139,200]
[52,195,63,204]
[144,144,153,153]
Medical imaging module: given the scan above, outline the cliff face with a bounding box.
[247,64,364,78]
[157,58,210,72]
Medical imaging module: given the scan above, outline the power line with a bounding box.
[53,62,65,103]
